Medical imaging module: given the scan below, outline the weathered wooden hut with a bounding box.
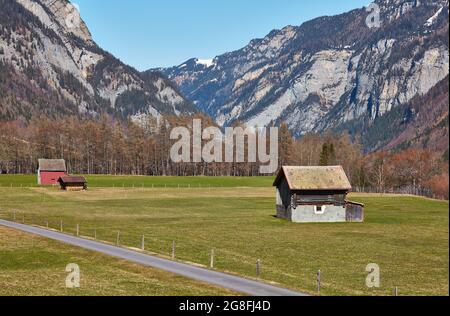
[58,176,87,191]
[38,159,67,185]
[273,166,364,223]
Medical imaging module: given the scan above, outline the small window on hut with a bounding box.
[314,206,326,215]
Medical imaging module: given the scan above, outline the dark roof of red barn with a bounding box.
[38,159,66,171]
[58,176,87,184]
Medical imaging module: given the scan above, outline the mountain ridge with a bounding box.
[158,0,449,152]
[0,0,197,122]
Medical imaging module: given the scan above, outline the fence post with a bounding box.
[141,235,145,251]
[210,249,215,269]
[116,231,120,246]
[256,259,261,278]
[394,287,398,296]
[60,220,63,232]
[94,229,97,240]
[172,241,176,260]
[13,211,16,221]
[76,224,79,237]
[46,221,49,229]
[317,270,321,295]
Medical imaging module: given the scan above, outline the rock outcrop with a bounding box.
[0,0,196,121]
[159,0,449,151]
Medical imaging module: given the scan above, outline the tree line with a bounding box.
[0,115,448,199]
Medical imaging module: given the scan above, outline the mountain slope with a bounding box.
[335,75,449,154]
[0,0,196,121]
[158,0,449,145]
[383,76,449,154]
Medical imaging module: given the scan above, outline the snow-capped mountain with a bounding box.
[0,0,197,121]
[159,0,449,150]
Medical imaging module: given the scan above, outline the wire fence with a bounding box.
[0,209,290,289]
[0,183,40,188]
[1,182,445,201]
[353,185,438,199]
[0,183,232,189]
[0,204,408,295]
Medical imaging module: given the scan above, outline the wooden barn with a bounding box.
[58,176,87,191]
[273,166,364,223]
[38,159,67,185]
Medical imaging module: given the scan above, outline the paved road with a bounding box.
[0,219,307,296]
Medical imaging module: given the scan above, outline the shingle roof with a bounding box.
[273,166,352,191]
[38,159,67,172]
[58,176,87,184]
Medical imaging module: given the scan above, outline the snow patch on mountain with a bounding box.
[425,6,444,26]
[196,58,215,67]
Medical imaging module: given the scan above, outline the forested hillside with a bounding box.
[0,0,196,121]
[335,76,449,155]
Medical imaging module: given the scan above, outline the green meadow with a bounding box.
[0,225,236,296]
[0,175,448,296]
[0,174,274,188]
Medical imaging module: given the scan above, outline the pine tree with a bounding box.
[319,140,337,166]
[319,143,330,166]
[328,143,336,165]
[278,122,293,166]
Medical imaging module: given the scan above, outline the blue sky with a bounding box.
[75,0,369,70]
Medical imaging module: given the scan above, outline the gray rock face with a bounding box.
[0,0,196,121]
[159,0,449,139]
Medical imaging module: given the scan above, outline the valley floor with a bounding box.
[0,175,448,296]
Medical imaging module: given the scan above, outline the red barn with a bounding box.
[38,159,67,185]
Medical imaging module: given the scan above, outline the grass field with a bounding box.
[0,174,274,188]
[0,226,236,296]
[0,175,448,296]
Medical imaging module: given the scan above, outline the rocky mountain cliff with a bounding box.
[337,75,449,154]
[0,0,196,121]
[384,76,449,154]
[158,0,449,151]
